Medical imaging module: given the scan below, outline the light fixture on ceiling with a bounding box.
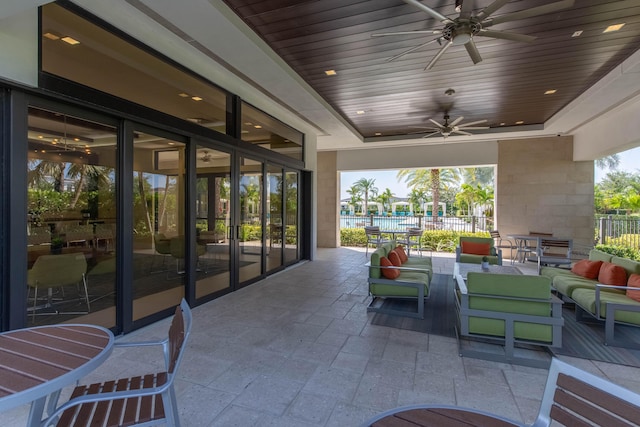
[604,23,625,33]
[356,110,366,115]
[515,120,524,125]
[61,36,80,45]
[572,30,583,37]
[454,0,462,13]
[325,69,337,76]
[544,89,557,95]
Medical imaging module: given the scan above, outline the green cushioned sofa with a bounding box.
[454,272,563,368]
[455,236,502,265]
[541,248,640,348]
[367,242,432,319]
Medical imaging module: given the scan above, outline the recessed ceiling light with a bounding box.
[191,96,203,101]
[43,32,60,40]
[74,138,80,142]
[38,135,43,139]
[356,110,366,115]
[52,141,57,145]
[571,30,583,38]
[604,23,625,33]
[325,70,337,76]
[515,120,524,125]
[499,123,506,126]
[61,36,80,45]
[168,142,175,145]
[254,125,262,129]
[178,93,189,97]
[544,89,557,95]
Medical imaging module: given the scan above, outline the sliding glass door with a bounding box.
[238,155,263,284]
[195,145,232,299]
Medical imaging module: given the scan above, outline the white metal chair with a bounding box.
[361,357,640,426]
[489,230,516,264]
[42,299,192,427]
[396,227,423,256]
[364,226,390,256]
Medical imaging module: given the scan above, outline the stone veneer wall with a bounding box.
[497,136,594,249]
[317,151,340,247]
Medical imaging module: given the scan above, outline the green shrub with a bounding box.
[339,228,490,253]
[595,244,640,261]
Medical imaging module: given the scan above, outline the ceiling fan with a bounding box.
[372,0,575,70]
[199,150,212,163]
[410,114,489,138]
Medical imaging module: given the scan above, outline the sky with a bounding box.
[340,146,640,200]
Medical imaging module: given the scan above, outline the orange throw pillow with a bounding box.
[388,250,402,267]
[380,256,400,279]
[395,246,408,263]
[461,241,491,256]
[571,259,603,279]
[627,274,640,302]
[597,262,627,287]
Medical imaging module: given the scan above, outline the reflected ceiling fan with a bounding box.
[199,150,212,163]
[372,0,575,70]
[410,113,489,138]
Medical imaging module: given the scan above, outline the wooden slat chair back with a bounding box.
[43,299,192,427]
[533,358,640,426]
[361,358,640,427]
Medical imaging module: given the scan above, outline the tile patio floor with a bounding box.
[3,247,640,426]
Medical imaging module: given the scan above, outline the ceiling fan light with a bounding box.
[454,0,462,13]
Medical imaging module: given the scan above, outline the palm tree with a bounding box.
[407,187,428,214]
[397,168,458,217]
[354,178,378,215]
[595,154,620,171]
[376,188,395,214]
[346,185,362,213]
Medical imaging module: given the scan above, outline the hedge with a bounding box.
[340,228,490,253]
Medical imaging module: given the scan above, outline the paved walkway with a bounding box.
[3,247,640,426]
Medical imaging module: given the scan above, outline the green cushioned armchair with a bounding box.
[456,236,502,265]
[454,272,563,368]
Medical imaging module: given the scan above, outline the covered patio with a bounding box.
[3,247,639,426]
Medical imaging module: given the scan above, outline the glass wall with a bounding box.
[239,156,263,284]
[267,165,283,272]
[241,102,303,161]
[284,171,299,264]
[41,3,229,135]
[132,131,186,321]
[195,145,232,299]
[26,107,117,328]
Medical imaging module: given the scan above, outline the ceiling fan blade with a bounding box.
[459,119,488,127]
[371,30,441,37]
[402,0,454,24]
[452,129,473,136]
[477,29,537,43]
[428,118,444,127]
[475,0,510,21]
[449,116,464,126]
[464,40,482,64]
[422,131,443,138]
[425,41,452,70]
[459,126,489,130]
[484,0,575,27]
[386,37,441,62]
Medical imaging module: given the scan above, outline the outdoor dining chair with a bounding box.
[364,226,390,256]
[489,230,516,264]
[361,357,640,426]
[41,298,192,427]
[397,227,423,257]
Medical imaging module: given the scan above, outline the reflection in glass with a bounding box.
[241,102,303,161]
[26,107,117,328]
[267,165,283,271]
[284,171,299,264]
[42,3,228,134]
[132,132,185,320]
[239,157,263,283]
[195,146,231,299]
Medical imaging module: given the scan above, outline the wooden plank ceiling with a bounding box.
[221,0,640,139]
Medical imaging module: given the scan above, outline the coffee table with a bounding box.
[454,262,522,280]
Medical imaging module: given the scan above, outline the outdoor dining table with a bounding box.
[0,324,114,426]
[363,406,520,426]
[507,234,544,263]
